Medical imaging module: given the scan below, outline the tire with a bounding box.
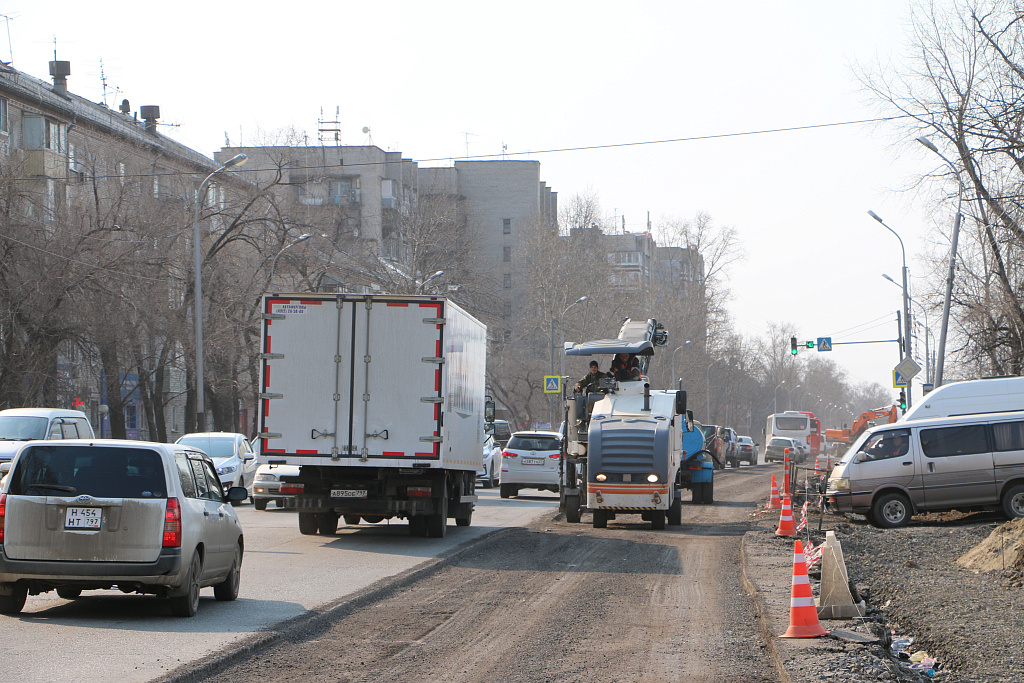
[455,508,472,527]
[668,497,682,525]
[0,584,28,615]
[702,480,715,505]
[871,492,912,528]
[169,551,202,617]
[592,509,608,529]
[427,494,448,538]
[651,511,667,530]
[298,512,319,535]
[499,484,515,499]
[56,587,82,600]
[489,461,499,489]
[362,515,384,524]
[214,544,242,602]
[409,515,428,537]
[1001,484,1024,519]
[318,512,339,535]
[565,494,581,523]
[254,498,268,511]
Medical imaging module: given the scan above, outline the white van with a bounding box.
[0,408,95,464]
[902,376,1024,421]
[826,410,1024,527]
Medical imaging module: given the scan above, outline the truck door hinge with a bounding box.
[364,354,371,364]
[260,352,284,360]
[421,356,445,364]
[259,392,283,400]
[363,393,371,402]
[257,432,281,440]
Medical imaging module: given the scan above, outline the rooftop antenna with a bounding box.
[318,106,341,145]
[362,126,373,145]
[0,14,14,64]
[462,132,477,159]
[501,141,509,160]
[99,58,121,107]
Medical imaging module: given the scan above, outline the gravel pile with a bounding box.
[748,508,1024,682]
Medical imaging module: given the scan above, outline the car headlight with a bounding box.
[647,474,659,483]
[217,464,238,475]
[595,473,607,482]
[256,473,277,482]
[827,477,850,492]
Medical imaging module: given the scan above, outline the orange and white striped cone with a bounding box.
[779,539,829,639]
[768,474,782,509]
[782,454,791,496]
[814,454,821,478]
[775,496,796,537]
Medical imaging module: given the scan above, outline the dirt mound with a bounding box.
[957,517,1024,571]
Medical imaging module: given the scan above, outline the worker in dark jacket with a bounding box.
[610,353,641,381]
[575,361,609,393]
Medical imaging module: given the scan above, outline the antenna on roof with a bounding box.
[0,14,14,64]
[318,106,341,145]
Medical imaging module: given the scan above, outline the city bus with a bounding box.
[765,411,821,459]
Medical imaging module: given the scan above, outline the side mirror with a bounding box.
[684,409,694,432]
[225,486,248,503]
[244,453,255,462]
[484,400,495,423]
[0,462,11,476]
[675,390,687,415]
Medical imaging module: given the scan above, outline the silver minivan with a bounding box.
[0,439,247,616]
[826,411,1024,527]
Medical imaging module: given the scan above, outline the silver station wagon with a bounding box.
[0,439,247,616]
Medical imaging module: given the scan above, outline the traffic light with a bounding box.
[898,390,907,412]
[790,337,798,355]
[805,340,815,349]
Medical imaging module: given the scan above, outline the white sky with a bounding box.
[3,1,957,401]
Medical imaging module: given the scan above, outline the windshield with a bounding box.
[177,436,237,459]
[0,416,48,440]
[853,428,912,463]
[774,416,808,431]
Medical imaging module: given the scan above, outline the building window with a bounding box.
[502,218,511,234]
[0,97,8,134]
[23,115,62,152]
[117,162,127,185]
[503,246,511,262]
[502,301,512,316]
[503,273,512,288]
[503,329,511,343]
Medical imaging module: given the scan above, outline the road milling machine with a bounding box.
[561,319,715,530]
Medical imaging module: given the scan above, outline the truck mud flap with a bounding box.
[293,497,435,515]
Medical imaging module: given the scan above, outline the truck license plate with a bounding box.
[331,489,367,498]
[522,458,544,465]
[65,507,102,530]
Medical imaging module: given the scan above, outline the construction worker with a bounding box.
[575,361,609,394]
[609,352,641,381]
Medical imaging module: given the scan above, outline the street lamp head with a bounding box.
[223,153,248,169]
[916,136,939,153]
[295,233,311,244]
[882,273,897,285]
[867,210,883,224]
[576,296,588,304]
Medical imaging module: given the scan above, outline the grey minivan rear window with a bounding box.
[9,445,167,498]
[919,425,989,458]
[992,421,1024,452]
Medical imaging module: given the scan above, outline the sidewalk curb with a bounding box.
[740,530,793,683]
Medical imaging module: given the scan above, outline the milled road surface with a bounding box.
[184,465,781,682]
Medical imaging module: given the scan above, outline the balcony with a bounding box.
[25,149,64,178]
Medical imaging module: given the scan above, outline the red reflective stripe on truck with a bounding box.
[262,398,271,417]
[299,300,322,305]
[296,449,318,453]
[383,451,405,456]
[387,302,409,307]
[415,452,434,458]
[266,298,290,306]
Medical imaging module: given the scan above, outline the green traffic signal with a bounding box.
[805,340,815,349]
[898,389,907,411]
[790,337,798,355]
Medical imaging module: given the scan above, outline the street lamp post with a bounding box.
[416,270,445,294]
[868,210,913,409]
[883,273,933,385]
[268,233,312,285]
[917,136,965,387]
[773,379,786,414]
[671,340,692,387]
[193,153,247,432]
[560,296,588,383]
[787,384,802,411]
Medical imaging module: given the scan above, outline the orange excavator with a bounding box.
[825,405,898,444]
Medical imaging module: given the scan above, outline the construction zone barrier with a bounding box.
[817,530,866,619]
[775,496,796,537]
[780,539,829,639]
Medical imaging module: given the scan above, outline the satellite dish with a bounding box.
[362,127,370,134]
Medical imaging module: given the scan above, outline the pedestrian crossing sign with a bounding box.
[817,337,832,352]
[544,376,561,393]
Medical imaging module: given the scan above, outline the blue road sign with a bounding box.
[893,370,908,388]
[817,337,832,352]
[544,376,561,393]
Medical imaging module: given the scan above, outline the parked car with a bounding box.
[765,436,802,463]
[252,463,300,510]
[736,435,757,465]
[700,424,726,469]
[477,433,502,488]
[0,439,247,616]
[174,432,257,505]
[718,426,740,467]
[0,408,95,465]
[488,420,513,448]
[499,430,562,498]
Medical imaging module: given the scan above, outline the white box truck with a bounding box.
[255,293,490,538]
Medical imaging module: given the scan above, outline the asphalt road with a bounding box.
[0,488,558,682]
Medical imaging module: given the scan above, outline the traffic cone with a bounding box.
[775,496,796,537]
[768,474,782,509]
[782,454,791,496]
[780,539,829,638]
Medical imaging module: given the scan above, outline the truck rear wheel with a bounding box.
[455,507,472,527]
[565,494,581,523]
[427,494,448,538]
[592,509,608,529]
[318,512,338,535]
[298,512,319,535]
